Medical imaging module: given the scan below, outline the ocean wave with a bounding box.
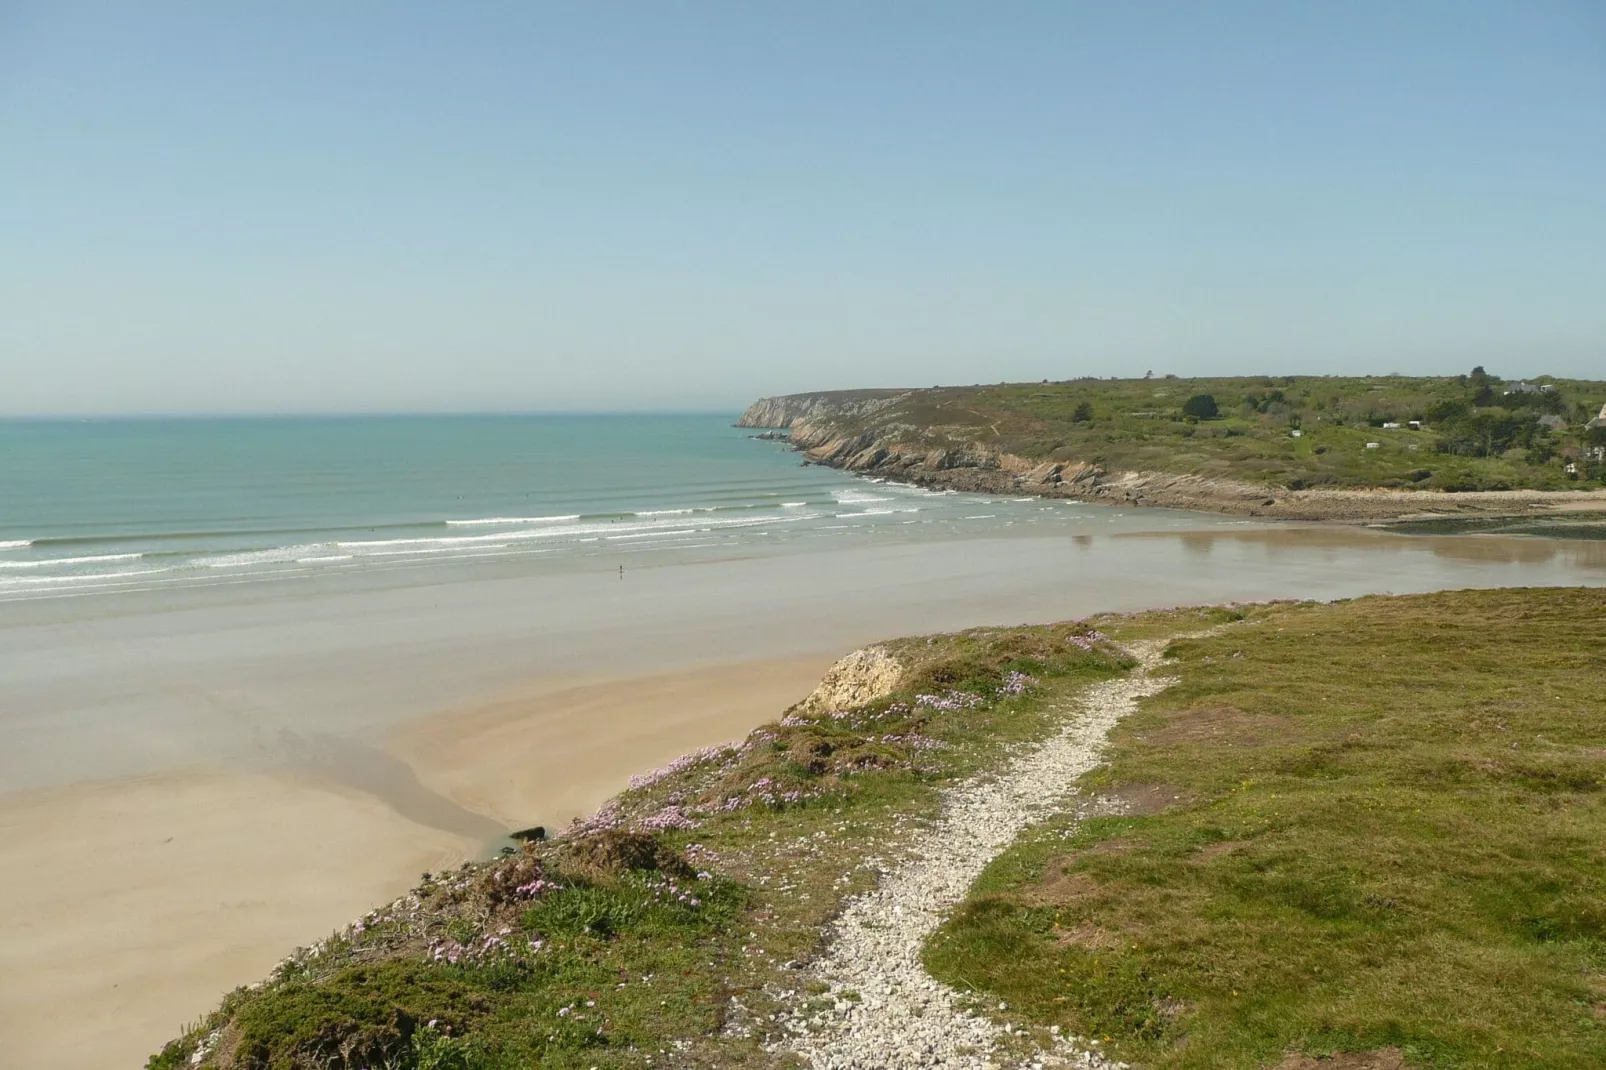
[0,539,31,550]
[337,511,809,553]
[607,528,701,540]
[781,502,808,508]
[831,491,894,504]
[28,521,425,548]
[445,515,581,526]
[364,544,514,557]
[0,552,144,570]
[0,567,167,587]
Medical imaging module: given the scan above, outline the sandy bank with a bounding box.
[0,655,833,1069]
[0,771,475,1070]
[390,656,837,830]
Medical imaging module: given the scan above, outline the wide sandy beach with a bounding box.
[3,526,1604,1067]
[0,657,835,1069]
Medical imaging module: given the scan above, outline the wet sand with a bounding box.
[3,526,1604,1067]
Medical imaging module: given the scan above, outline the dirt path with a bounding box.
[771,642,1173,1069]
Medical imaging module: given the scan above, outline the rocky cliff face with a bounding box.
[736,391,907,429]
[739,390,1303,517]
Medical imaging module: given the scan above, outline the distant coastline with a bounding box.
[738,376,1606,525]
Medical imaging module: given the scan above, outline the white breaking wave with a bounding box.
[0,539,32,551]
[364,544,514,558]
[0,567,167,586]
[203,545,330,568]
[607,528,700,540]
[446,514,580,526]
[0,552,143,569]
[336,511,816,555]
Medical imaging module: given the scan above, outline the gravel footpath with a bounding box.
[770,643,1172,1070]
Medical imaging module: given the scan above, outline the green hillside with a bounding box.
[788,370,1606,492]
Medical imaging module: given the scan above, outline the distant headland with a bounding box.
[739,371,1606,525]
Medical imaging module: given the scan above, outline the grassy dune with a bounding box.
[150,625,1138,1069]
[151,588,1606,1068]
[927,588,1606,1068]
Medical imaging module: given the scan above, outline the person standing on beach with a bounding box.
[618,564,624,580]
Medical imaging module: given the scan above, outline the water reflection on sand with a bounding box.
[1122,525,1606,571]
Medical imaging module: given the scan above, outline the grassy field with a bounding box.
[776,371,1606,492]
[150,589,1606,1068]
[925,588,1606,1068]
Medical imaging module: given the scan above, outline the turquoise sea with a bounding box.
[0,414,1212,600]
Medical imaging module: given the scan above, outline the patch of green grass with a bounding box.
[924,587,1606,1068]
[783,373,1606,491]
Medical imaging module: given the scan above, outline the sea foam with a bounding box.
[446,515,581,526]
[0,552,143,569]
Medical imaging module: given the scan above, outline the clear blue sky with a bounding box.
[2,2,1603,414]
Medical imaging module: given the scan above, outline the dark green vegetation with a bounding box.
[804,371,1606,491]
[926,588,1606,1068]
[150,624,1136,1069]
[1385,515,1606,541]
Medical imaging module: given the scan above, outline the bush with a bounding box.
[1182,394,1219,420]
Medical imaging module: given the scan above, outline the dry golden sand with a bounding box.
[0,772,475,1070]
[390,656,838,829]
[0,656,834,1069]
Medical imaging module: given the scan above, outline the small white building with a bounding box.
[1381,422,1401,430]
[1290,429,1302,438]
[1365,442,1380,450]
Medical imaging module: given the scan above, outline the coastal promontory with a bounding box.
[739,373,1606,522]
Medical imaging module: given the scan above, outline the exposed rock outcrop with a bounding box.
[736,391,908,430]
[797,647,904,715]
